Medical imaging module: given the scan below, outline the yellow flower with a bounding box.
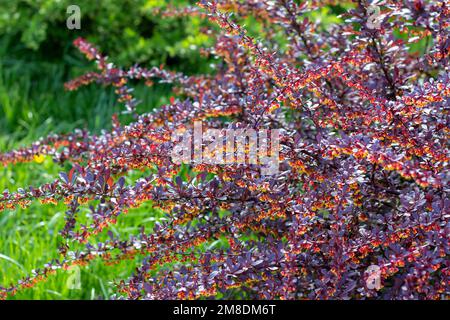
[33,154,45,164]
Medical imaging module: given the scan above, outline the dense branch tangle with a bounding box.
[0,0,449,299]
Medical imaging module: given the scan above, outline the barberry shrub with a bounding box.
[0,0,449,300]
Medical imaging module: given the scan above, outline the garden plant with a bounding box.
[0,0,449,300]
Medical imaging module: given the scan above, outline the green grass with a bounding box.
[0,36,173,299]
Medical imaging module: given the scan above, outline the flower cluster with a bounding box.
[0,0,449,300]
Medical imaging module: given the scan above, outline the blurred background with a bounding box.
[0,0,213,146]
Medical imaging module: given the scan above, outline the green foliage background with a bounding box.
[0,0,214,299]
